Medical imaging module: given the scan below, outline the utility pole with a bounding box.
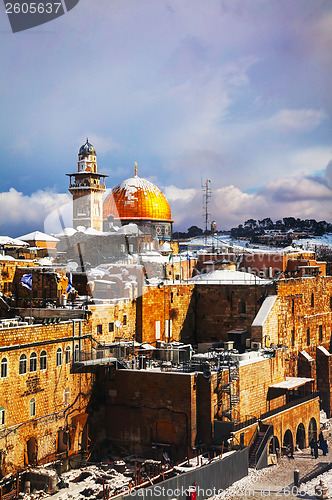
[202,179,212,248]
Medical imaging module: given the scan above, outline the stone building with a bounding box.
[67,139,108,231]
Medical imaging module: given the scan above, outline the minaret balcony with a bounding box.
[69,181,105,189]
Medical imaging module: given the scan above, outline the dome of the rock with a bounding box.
[103,166,173,240]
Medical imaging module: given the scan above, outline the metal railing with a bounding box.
[255,425,273,469]
[234,415,258,432]
[260,392,319,421]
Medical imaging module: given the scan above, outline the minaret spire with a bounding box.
[135,162,138,176]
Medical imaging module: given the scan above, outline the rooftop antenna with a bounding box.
[202,178,212,248]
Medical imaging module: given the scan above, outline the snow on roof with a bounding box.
[36,257,54,266]
[84,227,107,235]
[54,227,77,237]
[139,343,156,350]
[252,295,278,327]
[18,231,59,242]
[0,236,28,246]
[159,242,171,252]
[300,350,314,362]
[0,254,16,261]
[117,223,143,235]
[317,345,331,357]
[190,269,272,285]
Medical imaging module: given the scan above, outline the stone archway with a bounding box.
[296,423,306,449]
[283,429,293,454]
[308,417,317,443]
[27,437,37,465]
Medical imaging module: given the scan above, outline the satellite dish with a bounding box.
[115,320,122,328]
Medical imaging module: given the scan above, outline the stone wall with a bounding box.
[0,320,94,475]
[237,351,286,421]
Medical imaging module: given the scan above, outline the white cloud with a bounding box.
[287,147,332,175]
[171,171,332,231]
[164,185,197,202]
[0,189,70,237]
[266,108,327,132]
[260,176,332,202]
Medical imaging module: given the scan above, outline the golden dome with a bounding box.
[103,171,172,222]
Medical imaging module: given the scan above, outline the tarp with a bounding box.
[269,376,314,390]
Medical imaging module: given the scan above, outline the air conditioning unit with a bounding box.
[251,341,261,350]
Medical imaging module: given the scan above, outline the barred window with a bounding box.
[65,346,71,364]
[29,352,37,373]
[56,348,62,367]
[40,351,47,370]
[19,354,27,375]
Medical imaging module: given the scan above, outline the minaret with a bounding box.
[66,139,108,231]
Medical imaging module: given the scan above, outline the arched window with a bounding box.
[0,406,4,425]
[19,354,27,375]
[56,348,62,367]
[29,352,37,373]
[29,398,36,417]
[311,293,314,308]
[65,346,71,365]
[1,358,7,378]
[74,344,79,362]
[40,350,47,371]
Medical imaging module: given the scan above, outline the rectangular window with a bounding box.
[97,324,102,335]
[155,321,160,340]
[291,329,295,347]
[319,325,323,342]
[0,407,4,425]
[29,399,36,418]
[109,322,114,332]
[165,319,169,338]
[307,328,310,346]
[64,388,70,406]
[123,315,127,326]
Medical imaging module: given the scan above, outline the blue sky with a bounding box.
[0,0,331,236]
